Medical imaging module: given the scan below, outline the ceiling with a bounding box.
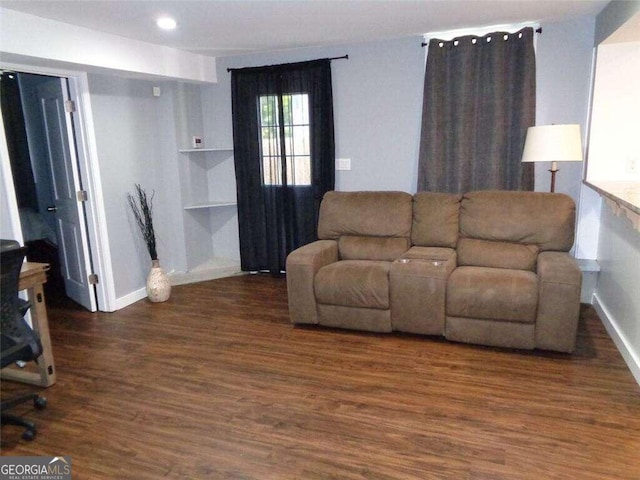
[0,0,609,58]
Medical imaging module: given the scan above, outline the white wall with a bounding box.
[207,36,425,193]
[209,21,596,198]
[587,41,640,182]
[87,74,185,299]
[534,16,600,259]
[594,204,640,382]
[535,16,594,201]
[590,0,640,385]
[85,74,242,304]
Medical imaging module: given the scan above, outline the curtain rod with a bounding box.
[421,27,541,47]
[227,55,348,72]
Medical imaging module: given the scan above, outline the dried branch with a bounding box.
[127,184,158,261]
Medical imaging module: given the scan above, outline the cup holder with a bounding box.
[397,258,446,266]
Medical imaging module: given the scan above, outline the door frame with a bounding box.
[0,61,116,311]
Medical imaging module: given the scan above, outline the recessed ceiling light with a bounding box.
[156,17,177,30]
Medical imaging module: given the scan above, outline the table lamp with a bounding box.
[521,124,583,192]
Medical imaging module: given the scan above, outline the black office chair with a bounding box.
[1,240,47,441]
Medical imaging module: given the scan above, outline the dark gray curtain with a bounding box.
[231,59,335,273]
[417,27,535,193]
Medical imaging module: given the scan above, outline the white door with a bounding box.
[36,78,96,311]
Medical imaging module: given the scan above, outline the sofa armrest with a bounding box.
[286,240,339,324]
[535,252,582,352]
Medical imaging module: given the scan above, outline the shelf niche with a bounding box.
[180,148,237,212]
[177,141,240,279]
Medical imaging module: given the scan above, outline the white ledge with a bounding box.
[184,201,237,210]
[179,148,233,153]
[585,180,640,232]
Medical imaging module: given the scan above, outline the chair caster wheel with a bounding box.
[22,429,36,441]
[34,397,47,409]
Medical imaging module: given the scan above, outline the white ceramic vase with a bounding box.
[146,259,171,303]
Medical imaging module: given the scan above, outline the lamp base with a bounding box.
[548,161,559,193]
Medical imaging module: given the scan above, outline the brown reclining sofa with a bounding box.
[286,190,582,352]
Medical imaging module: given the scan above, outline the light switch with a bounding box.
[336,158,351,171]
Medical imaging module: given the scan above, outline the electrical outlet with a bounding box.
[627,157,638,174]
[336,158,351,171]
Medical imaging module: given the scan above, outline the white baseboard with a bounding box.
[112,287,147,311]
[593,293,640,387]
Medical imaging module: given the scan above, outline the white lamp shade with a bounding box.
[521,124,583,163]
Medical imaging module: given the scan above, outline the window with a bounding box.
[258,93,311,186]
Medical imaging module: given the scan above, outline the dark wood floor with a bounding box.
[1,274,639,479]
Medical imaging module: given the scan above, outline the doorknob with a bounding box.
[46,206,57,213]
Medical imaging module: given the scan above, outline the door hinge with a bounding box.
[65,100,76,113]
[88,273,99,285]
[77,190,88,202]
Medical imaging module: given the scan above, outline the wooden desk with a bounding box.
[1,262,57,387]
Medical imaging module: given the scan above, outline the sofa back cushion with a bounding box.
[459,191,576,252]
[318,191,413,239]
[457,238,540,271]
[412,192,461,248]
[317,192,411,260]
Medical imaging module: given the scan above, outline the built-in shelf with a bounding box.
[179,147,233,153]
[177,140,239,277]
[184,201,237,210]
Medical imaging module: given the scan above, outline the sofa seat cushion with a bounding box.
[447,266,538,323]
[315,260,390,309]
[457,238,539,271]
